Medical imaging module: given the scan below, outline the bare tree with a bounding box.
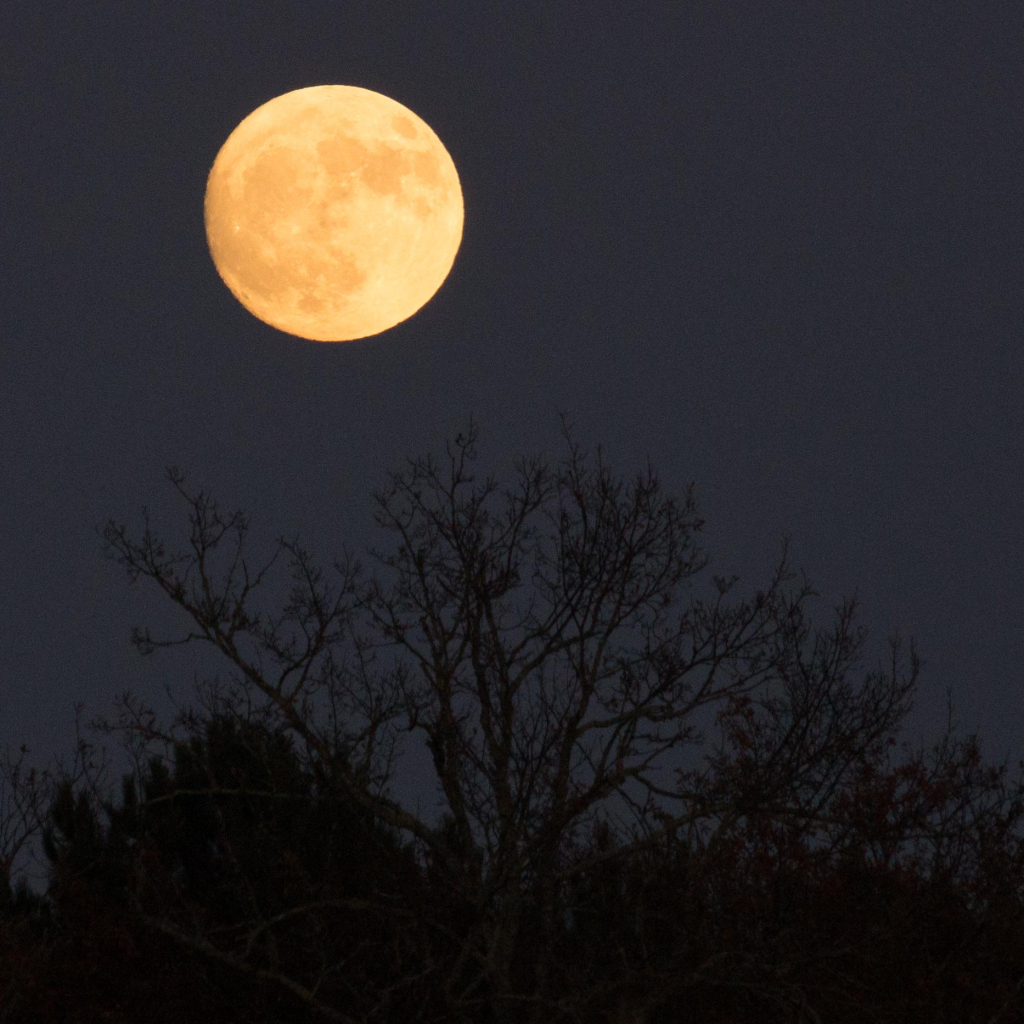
[84,422,1022,1023]
[0,746,54,905]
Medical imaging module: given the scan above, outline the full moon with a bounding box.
[204,86,463,341]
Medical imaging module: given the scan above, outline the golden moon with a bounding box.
[204,86,463,341]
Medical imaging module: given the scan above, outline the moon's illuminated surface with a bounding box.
[204,86,463,341]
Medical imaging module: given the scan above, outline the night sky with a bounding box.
[3,3,1022,887]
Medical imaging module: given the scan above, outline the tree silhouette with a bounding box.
[4,423,1023,1022]
[0,710,431,1021]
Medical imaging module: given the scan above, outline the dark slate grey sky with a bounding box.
[3,2,1022,884]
